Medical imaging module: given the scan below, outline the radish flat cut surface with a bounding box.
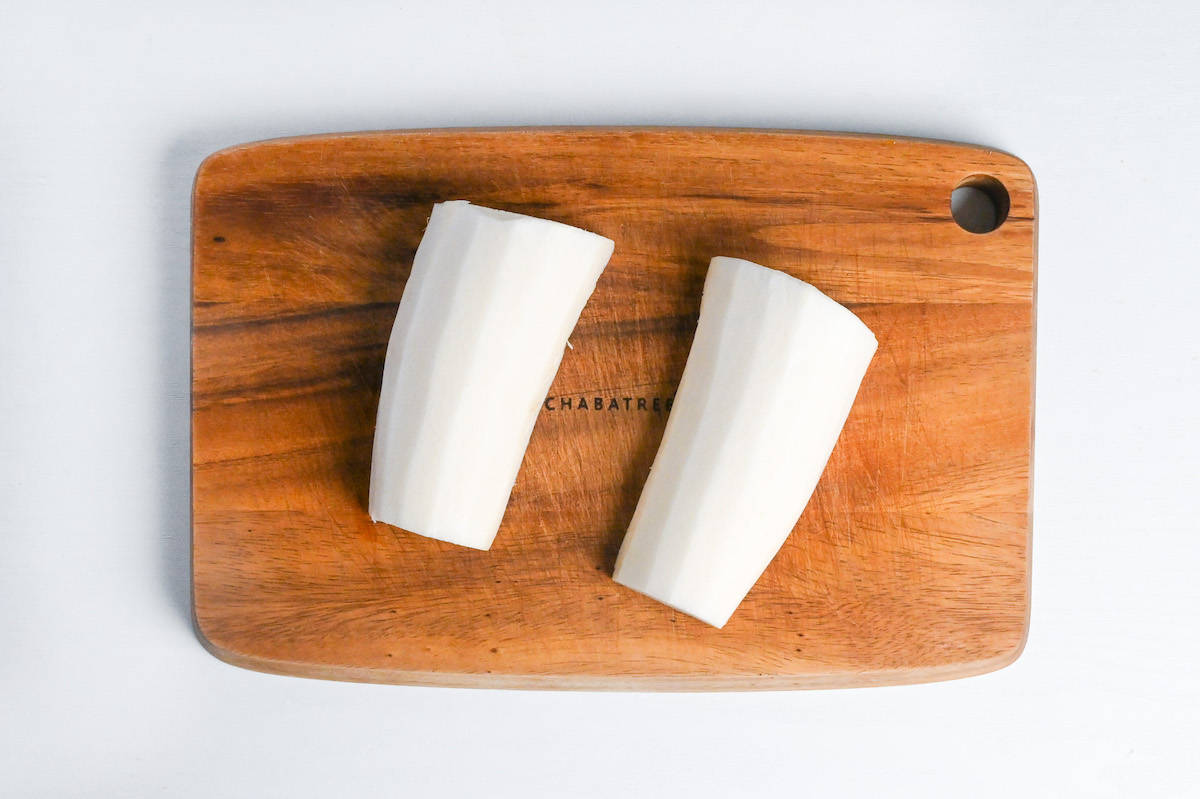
[368,201,613,550]
[614,257,878,628]
[191,129,1035,689]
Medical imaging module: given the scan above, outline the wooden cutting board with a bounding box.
[192,128,1035,689]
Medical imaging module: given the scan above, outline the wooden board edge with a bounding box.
[190,126,1037,185]
[192,613,1029,691]
[1025,161,1039,672]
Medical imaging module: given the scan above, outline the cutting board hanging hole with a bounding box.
[951,174,1010,234]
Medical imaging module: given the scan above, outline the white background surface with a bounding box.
[3,1,1198,796]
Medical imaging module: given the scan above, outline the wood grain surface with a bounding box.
[192,128,1036,689]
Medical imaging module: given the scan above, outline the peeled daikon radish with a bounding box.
[613,256,877,627]
[369,201,614,550]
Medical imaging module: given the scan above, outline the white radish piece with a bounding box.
[369,201,614,549]
[613,256,877,627]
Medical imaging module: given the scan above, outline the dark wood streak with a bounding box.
[194,301,397,333]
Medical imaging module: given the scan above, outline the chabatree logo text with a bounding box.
[543,396,675,412]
